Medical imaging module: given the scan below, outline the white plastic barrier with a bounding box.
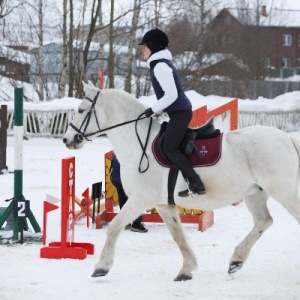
[7,110,76,137]
[6,108,300,138]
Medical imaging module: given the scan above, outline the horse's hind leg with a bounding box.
[155,204,198,281]
[229,187,273,274]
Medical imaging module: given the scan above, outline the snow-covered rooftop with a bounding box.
[0,45,30,64]
[227,7,300,27]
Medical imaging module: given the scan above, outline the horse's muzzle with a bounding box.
[62,135,82,150]
[74,134,84,144]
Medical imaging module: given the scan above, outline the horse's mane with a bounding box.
[101,89,147,116]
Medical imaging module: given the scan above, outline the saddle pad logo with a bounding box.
[199,146,208,156]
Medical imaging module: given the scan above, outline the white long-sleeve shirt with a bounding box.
[146,49,178,114]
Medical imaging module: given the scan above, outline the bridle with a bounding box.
[69,90,153,172]
[69,91,101,143]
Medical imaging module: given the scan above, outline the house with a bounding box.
[29,42,137,85]
[0,45,30,82]
[30,43,63,84]
[203,7,300,79]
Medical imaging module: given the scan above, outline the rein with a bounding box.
[70,114,148,139]
[135,115,153,173]
[70,90,153,173]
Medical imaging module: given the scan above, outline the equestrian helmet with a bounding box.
[138,28,169,47]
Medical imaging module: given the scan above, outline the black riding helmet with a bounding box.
[138,28,169,55]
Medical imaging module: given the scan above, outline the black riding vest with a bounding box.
[150,59,192,113]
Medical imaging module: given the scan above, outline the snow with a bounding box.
[1,91,300,300]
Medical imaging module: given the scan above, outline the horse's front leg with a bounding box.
[228,188,273,274]
[155,204,198,281]
[92,199,145,277]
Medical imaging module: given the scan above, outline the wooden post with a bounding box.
[0,105,7,173]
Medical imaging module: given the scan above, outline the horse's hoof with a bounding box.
[228,261,243,274]
[91,268,108,277]
[174,274,192,281]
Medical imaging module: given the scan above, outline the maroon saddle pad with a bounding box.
[152,133,223,168]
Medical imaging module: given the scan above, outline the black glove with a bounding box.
[144,107,154,118]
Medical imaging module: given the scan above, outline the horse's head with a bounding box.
[63,81,103,149]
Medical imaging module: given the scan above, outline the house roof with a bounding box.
[172,51,249,72]
[225,7,300,27]
[73,41,137,55]
[0,45,30,64]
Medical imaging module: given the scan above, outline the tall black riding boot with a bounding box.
[166,150,206,197]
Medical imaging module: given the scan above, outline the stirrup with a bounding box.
[178,180,206,197]
[178,188,206,197]
[178,179,192,197]
[178,178,206,197]
[178,189,191,197]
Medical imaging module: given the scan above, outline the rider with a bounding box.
[139,28,206,197]
[111,153,148,233]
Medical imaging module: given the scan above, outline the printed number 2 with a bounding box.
[18,202,27,217]
[13,200,29,218]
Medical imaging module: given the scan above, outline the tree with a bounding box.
[153,0,162,27]
[97,0,105,88]
[124,0,141,93]
[224,0,274,80]
[59,0,68,98]
[68,0,74,97]
[7,0,63,100]
[37,0,44,101]
[76,0,101,97]
[107,0,115,88]
[164,0,218,89]
[0,0,25,20]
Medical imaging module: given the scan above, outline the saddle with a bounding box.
[152,117,222,168]
[152,117,222,204]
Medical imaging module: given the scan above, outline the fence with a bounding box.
[238,109,300,132]
[5,108,300,138]
[7,110,76,137]
[197,80,300,99]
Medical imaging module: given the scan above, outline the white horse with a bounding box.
[63,81,300,281]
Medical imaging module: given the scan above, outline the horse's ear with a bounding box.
[82,81,89,92]
[88,80,96,88]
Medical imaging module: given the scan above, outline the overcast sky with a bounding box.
[270,0,300,10]
[221,0,300,10]
[288,0,300,9]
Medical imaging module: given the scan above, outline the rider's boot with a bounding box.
[166,151,206,197]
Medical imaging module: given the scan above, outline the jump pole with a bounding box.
[40,156,94,259]
[0,88,41,243]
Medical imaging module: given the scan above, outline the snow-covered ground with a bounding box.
[0,92,300,299]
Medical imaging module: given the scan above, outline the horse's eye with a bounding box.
[78,108,84,114]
